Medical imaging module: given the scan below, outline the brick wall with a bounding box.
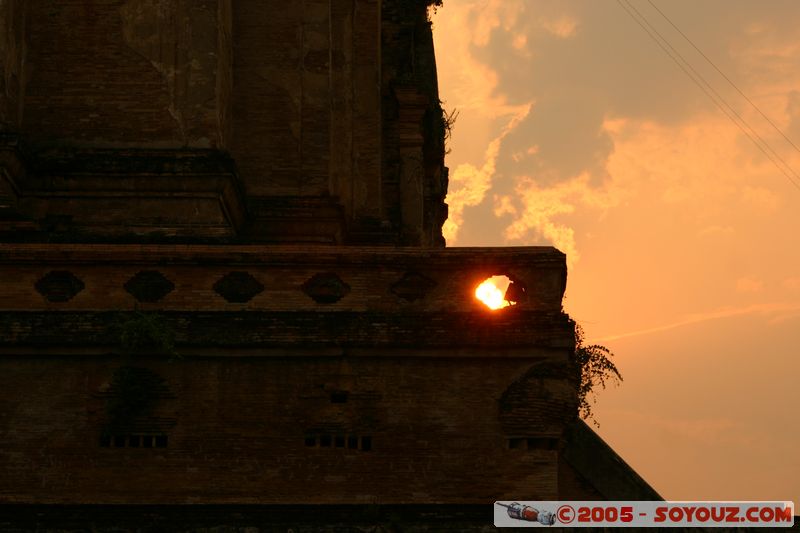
[0,355,566,504]
[23,0,226,148]
[0,244,577,505]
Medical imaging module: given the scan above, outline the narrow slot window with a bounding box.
[508,437,525,449]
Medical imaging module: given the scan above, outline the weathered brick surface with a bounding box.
[0,243,575,506]
[0,147,246,239]
[560,420,664,501]
[0,311,574,351]
[381,1,448,246]
[23,0,226,148]
[558,454,606,501]
[0,0,25,130]
[230,1,305,196]
[0,355,565,504]
[0,244,568,314]
[0,504,503,532]
[0,0,637,527]
[0,0,448,246]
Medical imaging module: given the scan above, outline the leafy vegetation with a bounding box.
[117,311,178,359]
[572,322,623,427]
[426,0,444,18]
[103,313,179,435]
[442,105,459,155]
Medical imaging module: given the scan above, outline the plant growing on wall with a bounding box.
[118,311,178,358]
[102,312,179,435]
[573,322,622,427]
[427,0,444,13]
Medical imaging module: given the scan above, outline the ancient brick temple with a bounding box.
[0,0,658,530]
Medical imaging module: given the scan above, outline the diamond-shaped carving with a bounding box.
[213,271,264,303]
[302,272,350,304]
[35,270,85,302]
[124,271,175,303]
[390,271,437,301]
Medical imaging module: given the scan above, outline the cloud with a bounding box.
[433,0,800,508]
[606,409,741,448]
[740,185,781,213]
[436,0,800,253]
[538,14,579,39]
[432,1,528,120]
[500,172,621,266]
[736,277,764,293]
[435,0,800,278]
[697,225,735,238]
[785,90,800,141]
[442,140,500,243]
[442,104,531,243]
[469,0,525,48]
[596,302,800,342]
[783,277,800,291]
[503,178,578,261]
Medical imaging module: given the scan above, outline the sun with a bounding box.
[475,276,512,310]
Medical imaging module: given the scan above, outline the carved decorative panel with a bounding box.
[213,271,264,303]
[302,273,350,304]
[35,271,85,302]
[390,271,437,301]
[124,271,175,303]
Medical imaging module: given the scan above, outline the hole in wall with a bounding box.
[304,433,372,451]
[506,437,559,451]
[100,434,168,449]
[330,391,349,404]
[507,437,525,449]
[475,275,523,310]
[360,436,372,452]
[527,437,559,450]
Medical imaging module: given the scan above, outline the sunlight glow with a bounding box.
[475,276,512,310]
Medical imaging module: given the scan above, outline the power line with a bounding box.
[621,0,798,185]
[615,0,800,192]
[647,0,800,157]
[620,0,800,190]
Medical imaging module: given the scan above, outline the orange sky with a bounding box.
[433,0,799,505]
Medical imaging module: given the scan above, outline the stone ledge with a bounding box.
[562,419,664,501]
[0,504,501,532]
[0,243,565,266]
[0,146,247,238]
[0,310,575,351]
[0,244,567,313]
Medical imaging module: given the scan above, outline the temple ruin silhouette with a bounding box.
[0,0,659,530]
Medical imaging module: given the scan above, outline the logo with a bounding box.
[494,501,795,528]
[495,502,556,526]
